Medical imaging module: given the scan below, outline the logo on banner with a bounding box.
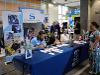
[29,13,35,20]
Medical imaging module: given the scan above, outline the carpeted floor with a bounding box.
[0,60,89,75]
[80,67,89,75]
[65,60,89,75]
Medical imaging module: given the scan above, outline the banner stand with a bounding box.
[2,11,24,63]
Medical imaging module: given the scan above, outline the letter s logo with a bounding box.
[29,13,35,20]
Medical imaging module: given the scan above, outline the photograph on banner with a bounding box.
[12,24,21,33]
[4,31,15,55]
[4,32,21,55]
[8,15,19,25]
[4,31,14,47]
[13,33,22,42]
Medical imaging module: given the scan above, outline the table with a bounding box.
[13,43,89,75]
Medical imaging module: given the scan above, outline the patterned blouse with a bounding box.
[89,30,100,48]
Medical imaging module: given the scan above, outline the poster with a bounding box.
[2,11,24,56]
[67,9,80,27]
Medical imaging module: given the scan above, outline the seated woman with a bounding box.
[53,32,61,45]
[31,30,47,49]
[60,31,69,43]
[54,37,61,45]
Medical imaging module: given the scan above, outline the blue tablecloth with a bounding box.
[13,43,89,75]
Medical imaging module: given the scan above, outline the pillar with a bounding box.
[80,0,89,32]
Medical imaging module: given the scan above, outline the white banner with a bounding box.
[21,8,46,23]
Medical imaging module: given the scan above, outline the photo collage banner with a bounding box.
[2,11,24,55]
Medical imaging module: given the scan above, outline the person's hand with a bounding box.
[38,45,45,49]
[89,47,94,51]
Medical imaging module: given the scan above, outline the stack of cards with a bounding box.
[40,48,64,55]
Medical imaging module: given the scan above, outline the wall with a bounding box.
[0,1,41,21]
[0,1,41,12]
[88,0,91,30]
[80,0,88,32]
[80,0,100,31]
[48,4,58,25]
[90,0,100,29]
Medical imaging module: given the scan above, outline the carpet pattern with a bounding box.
[0,60,89,75]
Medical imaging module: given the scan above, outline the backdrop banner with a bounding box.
[2,11,24,57]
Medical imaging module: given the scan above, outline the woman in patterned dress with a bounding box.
[89,22,100,75]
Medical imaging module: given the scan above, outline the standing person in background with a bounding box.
[50,22,56,34]
[60,30,69,43]
[55,21,61,40]
[50,21,61,44]
[88,22,100,75]
[62,22,68,32]
[74,21,81,40]
[49,22,56,45]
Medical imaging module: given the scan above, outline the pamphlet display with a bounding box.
[40,44,70,55]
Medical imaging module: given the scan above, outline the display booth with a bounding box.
[1,8,48,62]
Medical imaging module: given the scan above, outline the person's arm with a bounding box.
[39,40,47,49]
[33,43,46,49]
[91,35,100,50]
[60,34,65,43]
[31,38,46,49]
[91,31,100,50]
